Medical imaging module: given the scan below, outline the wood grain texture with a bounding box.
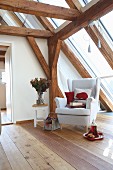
[36,16,55,33]
[0,144,12,170]
[1,124,76,170]
[54,0,113,40]
[19,113,113,170]
[68,0,113,111]
[61,41,90,78]
[36,15,113,111]
[1,131,33,170]
[62,1,113,111]
[48,38,62,113]
[0,0,79,21]
[65,0,81,10]
[0,25,52,38]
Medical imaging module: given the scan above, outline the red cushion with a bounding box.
[76,92,88,100]
[65,92,74,104]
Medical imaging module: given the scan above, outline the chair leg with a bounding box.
[85,126,88,132]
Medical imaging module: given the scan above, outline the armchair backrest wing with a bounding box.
[67,78,100,99]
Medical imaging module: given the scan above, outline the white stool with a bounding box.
[32,104,48,127]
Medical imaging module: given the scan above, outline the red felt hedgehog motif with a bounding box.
[76,92,88,100]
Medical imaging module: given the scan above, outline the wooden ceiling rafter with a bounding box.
[36,16,54,33]
[61,42,112,111]
[0,1,113,111]
[34,14,113,111]
[0,0,80,21]
[54,0,113,40]
[66,0,113,111]
[65,0,81,10]
[66,0,113,65]
[0,25,53,38]
[86,25,113,67]
[27,36,50,79]
[0,11,51,83]
[33,16,64,100]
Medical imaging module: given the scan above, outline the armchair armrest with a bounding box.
[86,97,97,109]
[54,97,67,108]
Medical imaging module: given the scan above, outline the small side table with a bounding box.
[32,104,48,127]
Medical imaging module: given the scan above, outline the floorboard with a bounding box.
[0,113,113,170]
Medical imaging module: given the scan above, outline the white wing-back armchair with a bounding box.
[55,78,100,131]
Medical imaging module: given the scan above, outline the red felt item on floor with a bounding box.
[83,132,104,141]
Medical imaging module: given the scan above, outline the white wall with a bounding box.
[0,35,48,122]
[0,35,81,122]
[58,51,81,96]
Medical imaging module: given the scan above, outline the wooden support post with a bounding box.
[48,37,62,115]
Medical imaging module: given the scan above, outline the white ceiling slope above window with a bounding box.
[38,0,69,8]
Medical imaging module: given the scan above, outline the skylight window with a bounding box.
[78,0,93,7]
[48,14,113,102]
[69,29,113,77]
[100,11,113,41]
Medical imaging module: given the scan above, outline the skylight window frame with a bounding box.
[47,13,113,103]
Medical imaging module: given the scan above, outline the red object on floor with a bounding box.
[83,120,104,141]
[83,132,104,141]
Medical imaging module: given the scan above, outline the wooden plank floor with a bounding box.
[1,110,13,125]
[0,113,113,170]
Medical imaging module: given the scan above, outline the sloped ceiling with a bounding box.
[0,0,113,112]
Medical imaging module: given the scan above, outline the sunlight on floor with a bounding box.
[1,110,12,124]
[103,139,113,159]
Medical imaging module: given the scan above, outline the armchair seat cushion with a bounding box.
[56,108,90,116]
[73,99,86,104]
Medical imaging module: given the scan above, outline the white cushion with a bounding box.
[55,108,90,116]
[72,78,96,98]
[74,88,92,99]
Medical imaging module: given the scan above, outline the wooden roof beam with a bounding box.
[0,25,53,38]
[54,0,113,40]
[0,0,80,21]
[61,41,112,111]
[66,0,113,111]
[65,0,81,10]
[36,16,113,111]
[27,36,50,79]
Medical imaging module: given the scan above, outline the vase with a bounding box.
[36,92,44,104]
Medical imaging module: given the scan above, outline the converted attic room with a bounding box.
[0,0,113,169]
